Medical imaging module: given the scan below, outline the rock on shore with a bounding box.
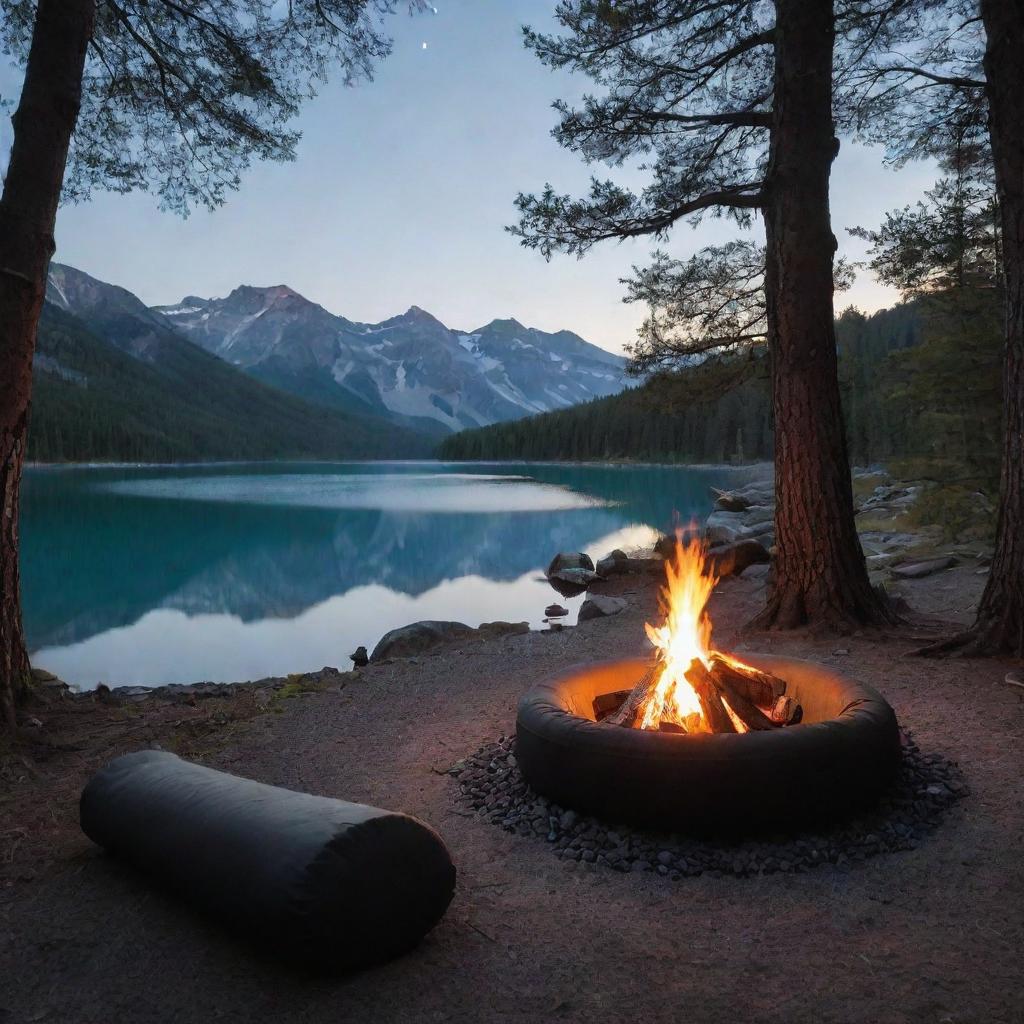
[370,619,529,663]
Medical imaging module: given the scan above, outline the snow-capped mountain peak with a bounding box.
[153,283,627,433]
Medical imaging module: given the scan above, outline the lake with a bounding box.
[22,461,764,689]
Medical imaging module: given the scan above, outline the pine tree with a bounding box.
[0,0,420,728]
[511,0,901,631]
[849,6,1022,655]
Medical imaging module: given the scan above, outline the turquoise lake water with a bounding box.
[21,461,763,688]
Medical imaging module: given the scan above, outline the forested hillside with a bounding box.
[438,373,772,464]
[440,296,1002,486]
[28,306,432,462]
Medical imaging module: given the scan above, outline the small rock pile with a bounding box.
[449,733,966,878]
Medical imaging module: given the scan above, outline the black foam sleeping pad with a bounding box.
[80,750,456,970]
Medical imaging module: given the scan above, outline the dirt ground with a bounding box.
[1,564,1022,1024]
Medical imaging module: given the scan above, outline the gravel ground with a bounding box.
[1,567,1022,1024]
[451,731,966,876]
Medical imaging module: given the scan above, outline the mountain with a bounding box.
[153,285,626,433]
[32,265,432,462]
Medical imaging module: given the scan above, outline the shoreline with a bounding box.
[23,457,776,472]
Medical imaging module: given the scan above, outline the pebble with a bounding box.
[449,731,965,880]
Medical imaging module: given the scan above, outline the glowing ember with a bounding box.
[636,529,762,734]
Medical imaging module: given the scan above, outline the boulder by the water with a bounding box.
[890,556,957,580]
[369,619,531,663]
[705,507,768,548]
[712,490,752,512]
[630,556,667,575]
[596,549,629,576]
[546,551,595,576]
[545,604,569,617]
[370,621,476,662]
[654,534,676,559]
[706,523,747,547]
[708,539,772,577]
[578,594,628,621]
[476,620,530,639]
[30,667,69,694]
[546,567,602,595]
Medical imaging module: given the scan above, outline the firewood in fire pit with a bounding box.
[602,663,661,728]
[770,695,803,725]
[592,689,633,722]
[711,676,779,731]
[658,721,687,734]
[707,656,787,709]
[684,659,737,734]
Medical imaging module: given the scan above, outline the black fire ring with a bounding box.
[515,655,901,834]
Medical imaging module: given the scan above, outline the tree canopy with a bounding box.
[0,0,424,213]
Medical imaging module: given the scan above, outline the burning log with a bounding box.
[711,677,779,731]
[598,534,802,735]
[592,689,633,722]
[684,659,736,734]
[708,656,787,708]
[602,664,661,728]
[770,695,803,725]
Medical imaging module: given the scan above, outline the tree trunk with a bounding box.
[752,0,894,631]
[0,0,94,729]
[972,0,1024,655]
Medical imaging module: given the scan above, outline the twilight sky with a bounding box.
[1,1,939,354]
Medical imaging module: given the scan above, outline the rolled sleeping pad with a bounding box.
[80,750,456,970]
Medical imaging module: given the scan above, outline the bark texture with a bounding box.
[970,0,1024,655]
[753,0,894,631]
[0,0,95,728]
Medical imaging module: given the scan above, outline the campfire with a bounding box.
[597,531,802,734]
[517,537,900,831]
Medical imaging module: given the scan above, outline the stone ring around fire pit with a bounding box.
[516,654,901,834]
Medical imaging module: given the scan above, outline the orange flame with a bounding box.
[639,529,717,730]
[638,528,749,733]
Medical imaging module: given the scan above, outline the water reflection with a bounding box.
[22,461,762,687]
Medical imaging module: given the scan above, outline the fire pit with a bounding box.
[516,533,901,832]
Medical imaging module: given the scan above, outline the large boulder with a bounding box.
[654,534,677,559]
[370,621,476,662]
[578,594,628,621]
[708,539,771,577]
[706,524,744,547]
[712,489,752,512]
[547,567,602,595]
[742,518,775,538]
[889,555,956,580]
[734,487,774,507]
[596,549,629,576]
[546,551,595,576]
[476,620,530,639]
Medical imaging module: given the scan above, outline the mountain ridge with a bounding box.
[33,266,433,462]
[151,279,627,433]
